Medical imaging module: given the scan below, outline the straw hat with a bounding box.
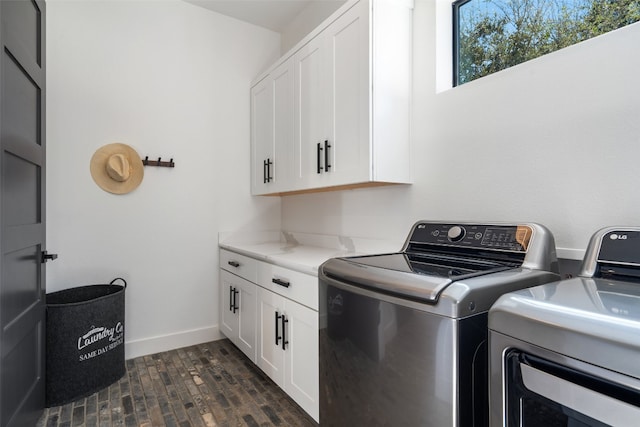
[90,143,144,194]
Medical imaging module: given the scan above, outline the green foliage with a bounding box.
[457,0,640,85]
[580,0,640,36]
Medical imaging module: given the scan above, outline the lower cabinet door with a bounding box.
[284,299,319,422]
[257,288,286,388]
[236,276,258,362]
[220,270,257,362]
[220,270,239,341]
[257,287,319,422]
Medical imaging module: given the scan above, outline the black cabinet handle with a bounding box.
[282,315,289,350]
[263,159,268,183]
[228,286,239,313]
[317,142,323,173]
[232,288,239,313]
[267,158,273,182]
[228,260,240,268]
[275,311,282,346]
[229,287,239,313]
[324,140,331,171]
[272,278,290,288]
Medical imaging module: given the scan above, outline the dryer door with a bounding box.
[505,350,640,427]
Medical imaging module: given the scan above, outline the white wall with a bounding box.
[45,0,640,359]
[282,0,640,260]
[280,0,346,53]
[46,0,282,359]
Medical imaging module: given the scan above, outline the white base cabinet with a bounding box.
[220,270,258,362]
[219,250,259,363]
[257,288,319,422]
[219,248,319,422]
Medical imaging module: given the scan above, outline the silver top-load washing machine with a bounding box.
[319,221,559,426]
[489,227,640,427]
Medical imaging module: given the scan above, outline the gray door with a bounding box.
[0,0,48,425]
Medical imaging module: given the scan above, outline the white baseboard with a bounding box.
[124,325,224,360]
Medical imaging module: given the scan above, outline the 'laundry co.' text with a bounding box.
[77,322,124,362]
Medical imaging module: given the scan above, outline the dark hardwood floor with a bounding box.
[37,339,317,427]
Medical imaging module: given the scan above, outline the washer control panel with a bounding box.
[409,223,533,252]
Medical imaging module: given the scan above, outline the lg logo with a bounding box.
[610,234,628,240]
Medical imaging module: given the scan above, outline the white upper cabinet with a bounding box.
[251,58,294,195]
[293,34,327,190]
[251,75,273,194]
[251,0,413,196]
[294,1,371,190]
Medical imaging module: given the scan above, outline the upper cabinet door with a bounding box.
[293,34,328,190]
[272,59,294,192]
[294,3,368,191]
[251,58,294,195]
[251,75,274,194]
[323,2,370,187]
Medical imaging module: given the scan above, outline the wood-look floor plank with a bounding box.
[37,339,317,427]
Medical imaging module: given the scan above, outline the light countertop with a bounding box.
[219,230,402,276]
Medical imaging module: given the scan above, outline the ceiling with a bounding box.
[183,0,343,33]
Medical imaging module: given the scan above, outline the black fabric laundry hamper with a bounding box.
[45,278,127,407]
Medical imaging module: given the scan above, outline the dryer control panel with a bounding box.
[580,226,640,280]
[598,229,640,265]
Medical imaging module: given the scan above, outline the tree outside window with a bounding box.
[454,0,640,86]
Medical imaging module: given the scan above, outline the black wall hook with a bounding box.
[142,156,175,167]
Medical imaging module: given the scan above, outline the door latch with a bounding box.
[41,250,58,263]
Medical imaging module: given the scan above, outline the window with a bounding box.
[453,0,640,86]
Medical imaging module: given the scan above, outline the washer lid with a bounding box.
[489,277,640,379]
[321,252,512,303]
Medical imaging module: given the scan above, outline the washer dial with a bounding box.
[448,226,466,242]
